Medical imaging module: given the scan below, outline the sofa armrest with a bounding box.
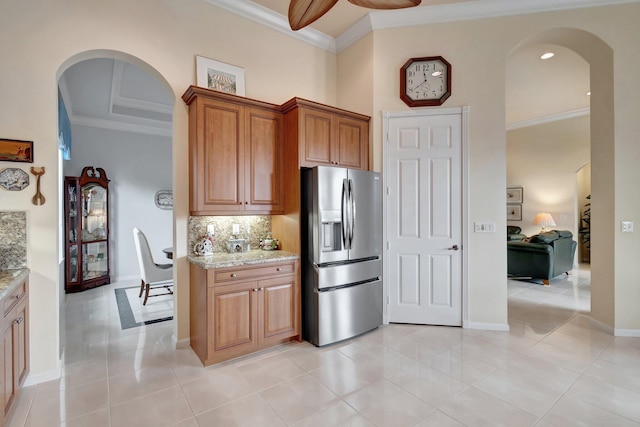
[507,241,554,280]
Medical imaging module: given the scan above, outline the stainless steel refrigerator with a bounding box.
[301,166,383,346]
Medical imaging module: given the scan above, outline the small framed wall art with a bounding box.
[154,190,173,210]
[506,186,523,204]
[507,204,522,221]
[196,56,245,96]
[0,139,33,163]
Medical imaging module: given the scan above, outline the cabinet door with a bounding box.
[245,108,284,213]
[12,298,28,388]
[259,275,298,347]
[209,282,257,361]
[2,318,14,417]
[195,98,245,212]
[299,108,333,167]
[334,115,369,170]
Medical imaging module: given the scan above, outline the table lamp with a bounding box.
[533,212,556,232]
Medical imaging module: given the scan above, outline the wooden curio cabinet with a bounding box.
[64,166,111,293]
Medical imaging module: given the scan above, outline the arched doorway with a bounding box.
[507,28,614,330]
[57,50,175,352]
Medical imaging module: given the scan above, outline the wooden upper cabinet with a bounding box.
[200,97,245,213]
[335,115,369,169]
[284,99,370,170]
[183,87,283,215]
[245,108,284,212]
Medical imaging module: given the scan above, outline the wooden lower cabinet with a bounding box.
[190,260,300,366]
[1,277,29,426]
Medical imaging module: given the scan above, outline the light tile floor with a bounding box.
[8,267,640,426]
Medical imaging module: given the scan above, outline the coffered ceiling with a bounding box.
[59,0,601,138]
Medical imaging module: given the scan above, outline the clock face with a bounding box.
[400,56,451,107]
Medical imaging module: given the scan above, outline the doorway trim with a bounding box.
[382,106,470,328]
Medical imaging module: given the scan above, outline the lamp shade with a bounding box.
[532,212,556,227]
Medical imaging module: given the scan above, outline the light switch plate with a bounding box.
[621,221,634,232]
[474,222,496,233]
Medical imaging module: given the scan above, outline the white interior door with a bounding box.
[385,109,463,326]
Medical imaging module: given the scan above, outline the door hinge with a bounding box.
[386,241,390,250]
[386,295,390,305]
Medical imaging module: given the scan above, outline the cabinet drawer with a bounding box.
[3,280,26,317]
[214,262,295,284]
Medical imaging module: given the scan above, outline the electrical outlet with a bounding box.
[232,223,240,235]
[621,221,634,232]
[206,223,215,235]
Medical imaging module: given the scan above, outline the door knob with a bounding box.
[447,244,459,251]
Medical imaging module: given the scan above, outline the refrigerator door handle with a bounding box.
[349,178,355,247]
[341,178,350,250]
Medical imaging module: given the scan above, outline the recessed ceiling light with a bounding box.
[586,91,591,96]
[540,52,555,59]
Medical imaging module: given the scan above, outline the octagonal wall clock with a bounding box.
[400,56,452,107]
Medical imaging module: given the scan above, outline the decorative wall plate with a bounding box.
[0,168,29,191]
[154,190,173,210]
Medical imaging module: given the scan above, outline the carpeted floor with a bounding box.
[114,285,173,329]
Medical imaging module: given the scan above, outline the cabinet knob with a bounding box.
[259,288,264,291]
[230,273,237,278]
[253,288,259,292]
[14,294,20,300]
[276,267,282,271]
[14,317,23,325]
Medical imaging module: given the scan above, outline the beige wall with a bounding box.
[0,0,337,382]
[507,116,591,238]
[1,0,639,381]
[360,4,640,328]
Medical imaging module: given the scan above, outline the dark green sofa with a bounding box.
[507,230,576,285]
[507,225,526,241]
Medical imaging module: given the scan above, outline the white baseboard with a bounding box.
[586,316,640,336]
[588,316,614,334]
[464,320,510,331]
[23,365,62,387]
[173,335,190,349]
[614,328,640,337]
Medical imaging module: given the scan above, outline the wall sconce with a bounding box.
[533,212,556,233]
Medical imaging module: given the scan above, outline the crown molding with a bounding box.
[204,0,336,53]
[368,0,640,31]
[335,14,373,53]
[111,60,173,116]
[71,114,172,137]
[206,0,640,53]
[506,107,590,130]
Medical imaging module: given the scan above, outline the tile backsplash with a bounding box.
[189,216,272,254]
[0,211,27,269]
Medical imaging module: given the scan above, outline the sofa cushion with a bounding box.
[553,230,573,239]
[529,231,560,244]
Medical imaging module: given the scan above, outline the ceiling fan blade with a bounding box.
[289,0,339,31]
[348,0,421,9]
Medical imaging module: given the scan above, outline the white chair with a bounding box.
[132,227,173,305]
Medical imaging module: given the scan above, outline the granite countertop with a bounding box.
[188,250,299,269]
[0,268,29,300]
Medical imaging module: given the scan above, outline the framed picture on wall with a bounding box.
[195,55,245,96]
[0,139,33,163]
[506,186,523,204]
[507,204,522,221]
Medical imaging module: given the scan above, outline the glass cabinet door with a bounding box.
[81,183,108,242]
[82,241,108,280]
